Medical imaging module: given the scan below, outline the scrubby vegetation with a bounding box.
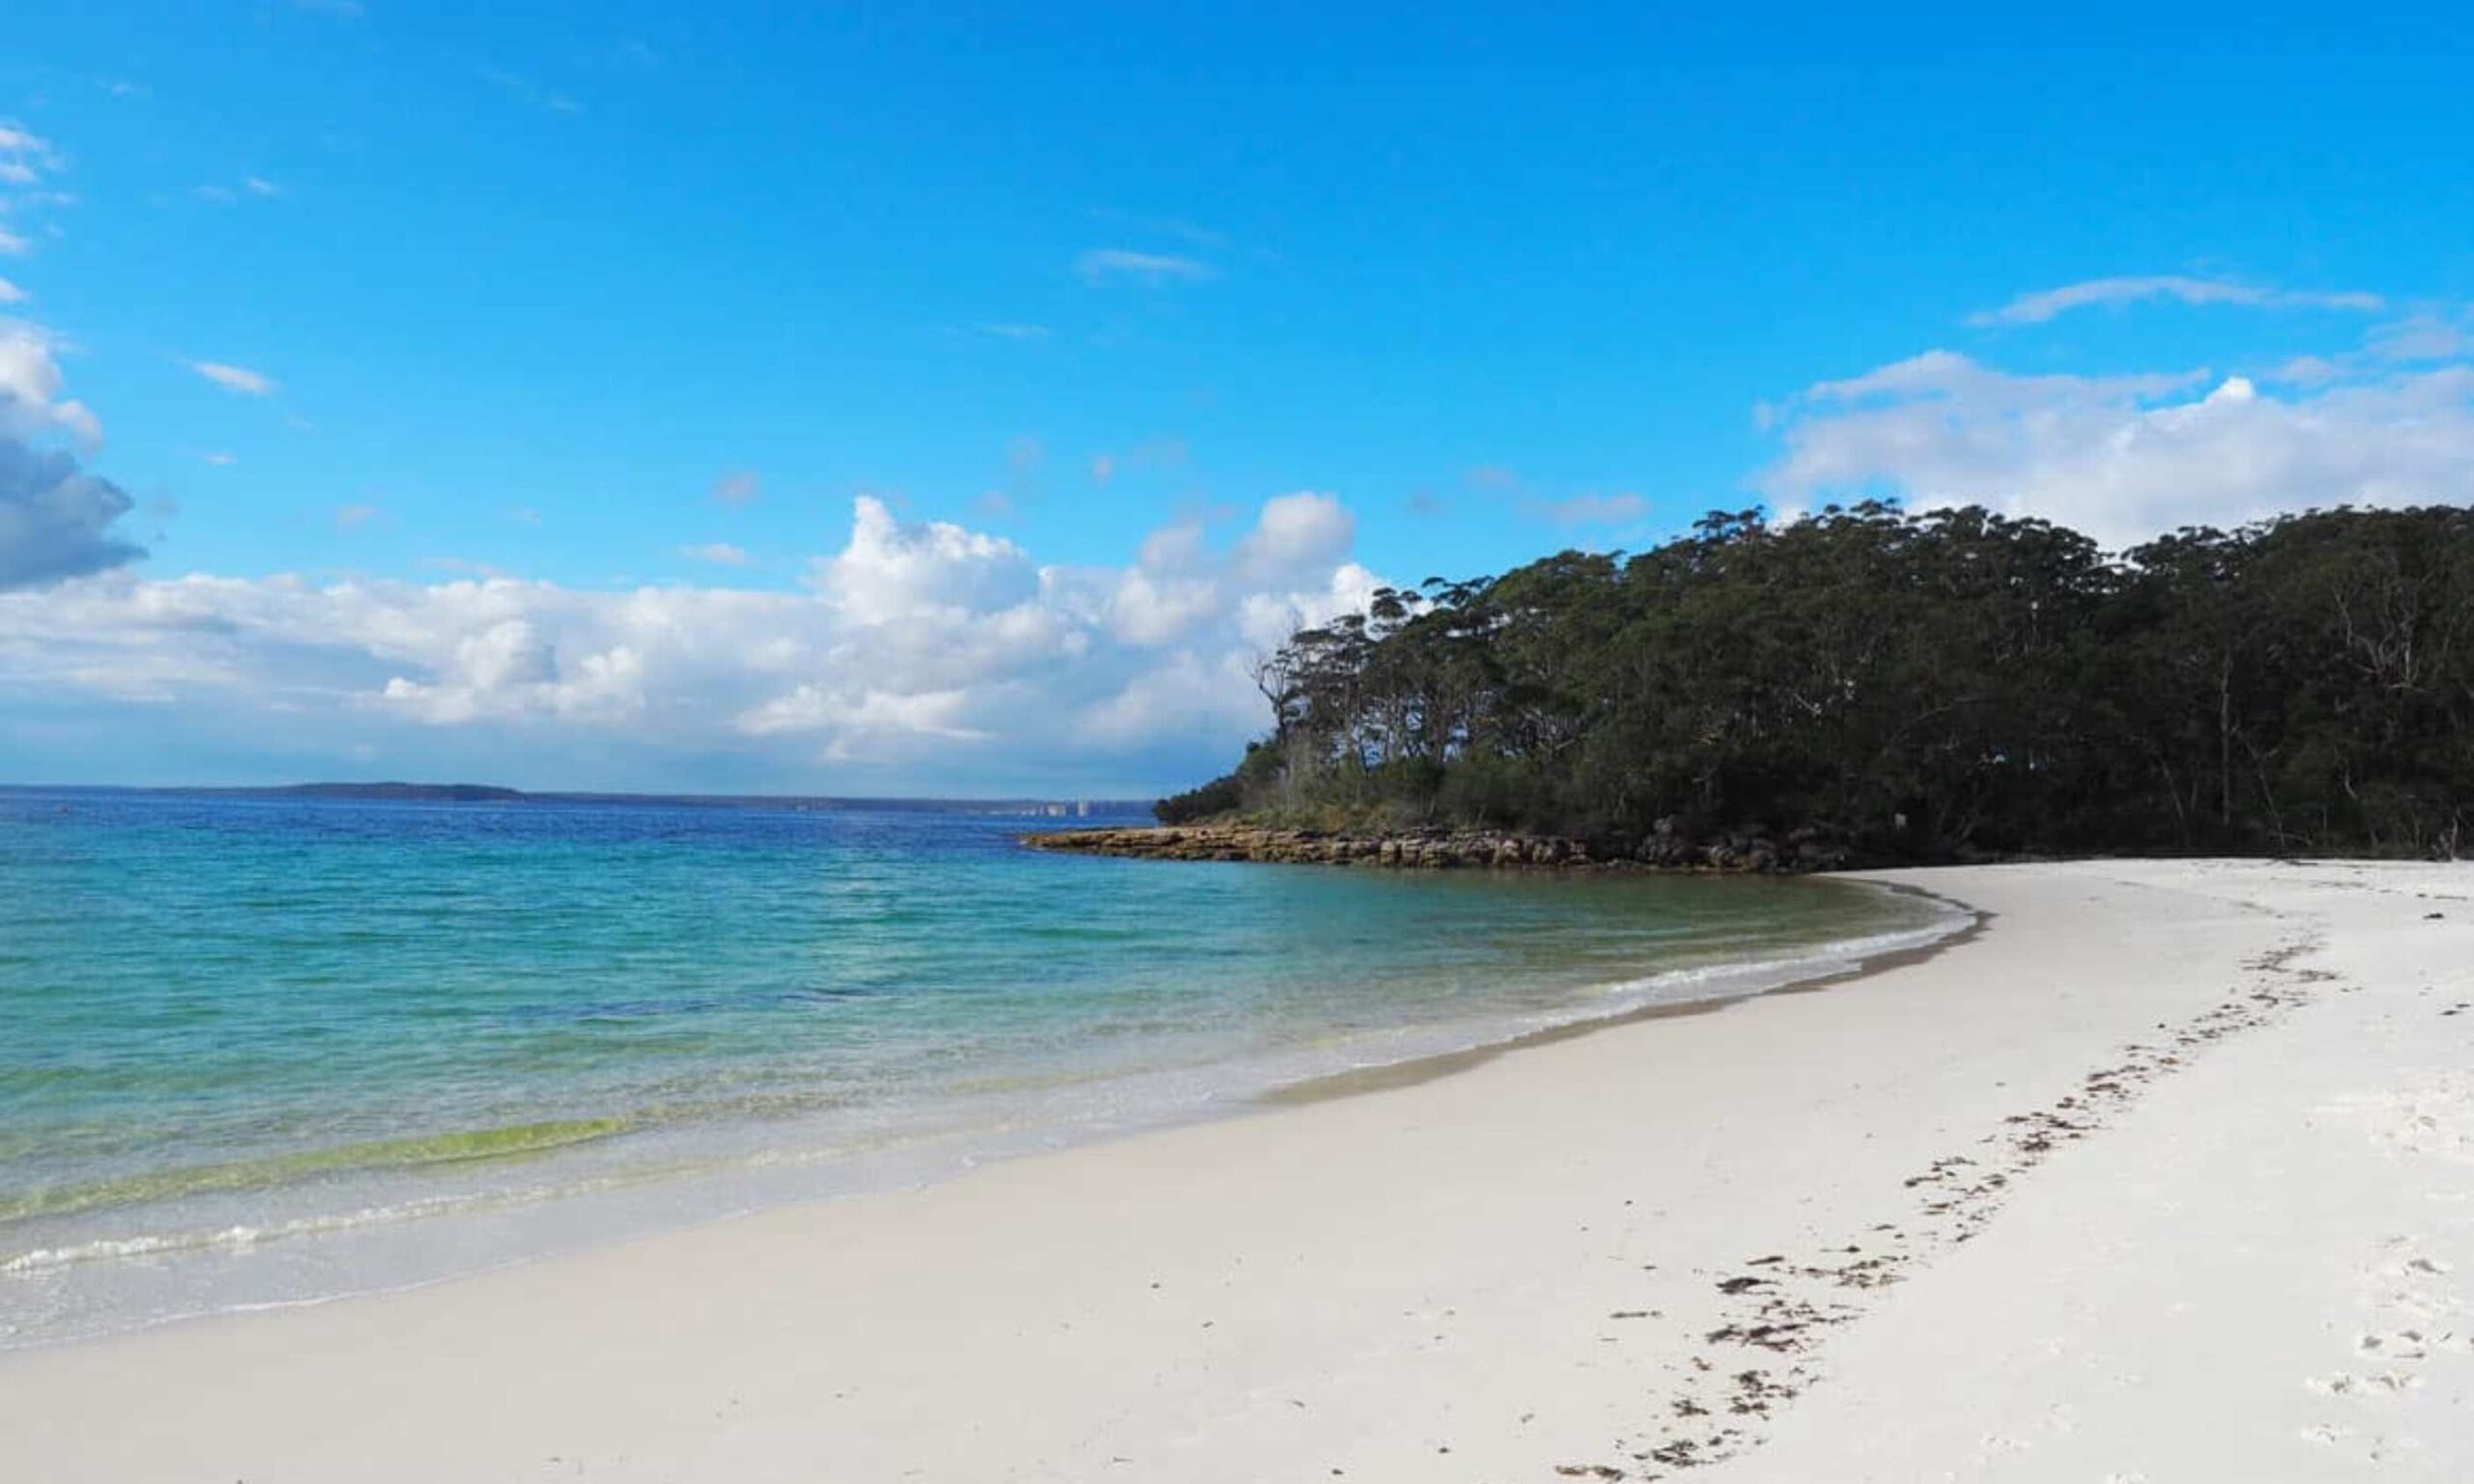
[1160,502,2474,863]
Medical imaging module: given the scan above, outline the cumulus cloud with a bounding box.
[0,277,25,305]
[0,495,1379,785]
[679,541,749,565]
[1077,649,1261,749]
[186,359,276,396]
[1233,491,1353,585]
[1077,248,1216,286]
[1968,275,2384,327]
[1758,349,2474,549]
[813,496,1040,623]
[0,436,144,589]
[1,320,102,447]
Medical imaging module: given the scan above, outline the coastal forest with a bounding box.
[1159,502,2474,864]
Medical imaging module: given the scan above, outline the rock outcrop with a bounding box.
[1021,820,1851,873]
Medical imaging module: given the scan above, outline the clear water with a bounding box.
[0,788,1963,1348]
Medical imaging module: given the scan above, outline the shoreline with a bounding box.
[6,861,2468,1480]
[0,876,1964,1355]
[1261,880,1985,1106]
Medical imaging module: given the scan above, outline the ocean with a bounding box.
[0,787,1964,1348]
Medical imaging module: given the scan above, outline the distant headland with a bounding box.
[5,782,1150,817]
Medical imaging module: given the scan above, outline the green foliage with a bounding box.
[1186,501,2474,862]
[1153,740,1285,823]
[1153,772,1246,825]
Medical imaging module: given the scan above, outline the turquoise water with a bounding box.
[0,788,1960,1347]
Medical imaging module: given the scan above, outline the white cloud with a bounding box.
[186,359,276,396]
[1758,348,2474,549]
[0,495,1377,785]
[1235,562,1383,655]
[709,469,759,505]
[1968,275,2384,327]
[0,122,60,192]
[0,320,102,447]
[1798,350,2205,408]
[1233,491,1353,585]
[0,277,28,304]
[333,502,382,529]
[738,684,984,747]
[2369,308,2474,364]
[0,123,69,265]
[196,177,283,206]
[1076,248,1216,286]
[680,541,749,565]
[1077,650,1259,748]
[814,496,1038,623]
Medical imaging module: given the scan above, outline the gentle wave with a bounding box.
[1,1190,542,1274]
[1270,893,1976,1085]
[1590,909,1971,1010]
[0,1119,631,1226]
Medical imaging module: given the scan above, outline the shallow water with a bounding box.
[0,788,1961,1347]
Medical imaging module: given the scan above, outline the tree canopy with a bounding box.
[1158,501,2473,863]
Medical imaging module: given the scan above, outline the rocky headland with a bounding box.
[1021,818,1853,872]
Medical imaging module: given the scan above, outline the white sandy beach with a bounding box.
[4,859,2468,1482]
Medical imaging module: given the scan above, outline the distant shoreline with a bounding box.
[0,781,1155,816]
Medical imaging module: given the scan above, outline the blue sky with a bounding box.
[2,3,2471,793]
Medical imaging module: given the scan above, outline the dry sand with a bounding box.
[4,860,2468,1481]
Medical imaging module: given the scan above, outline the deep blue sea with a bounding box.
[0,787,1961,1348]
